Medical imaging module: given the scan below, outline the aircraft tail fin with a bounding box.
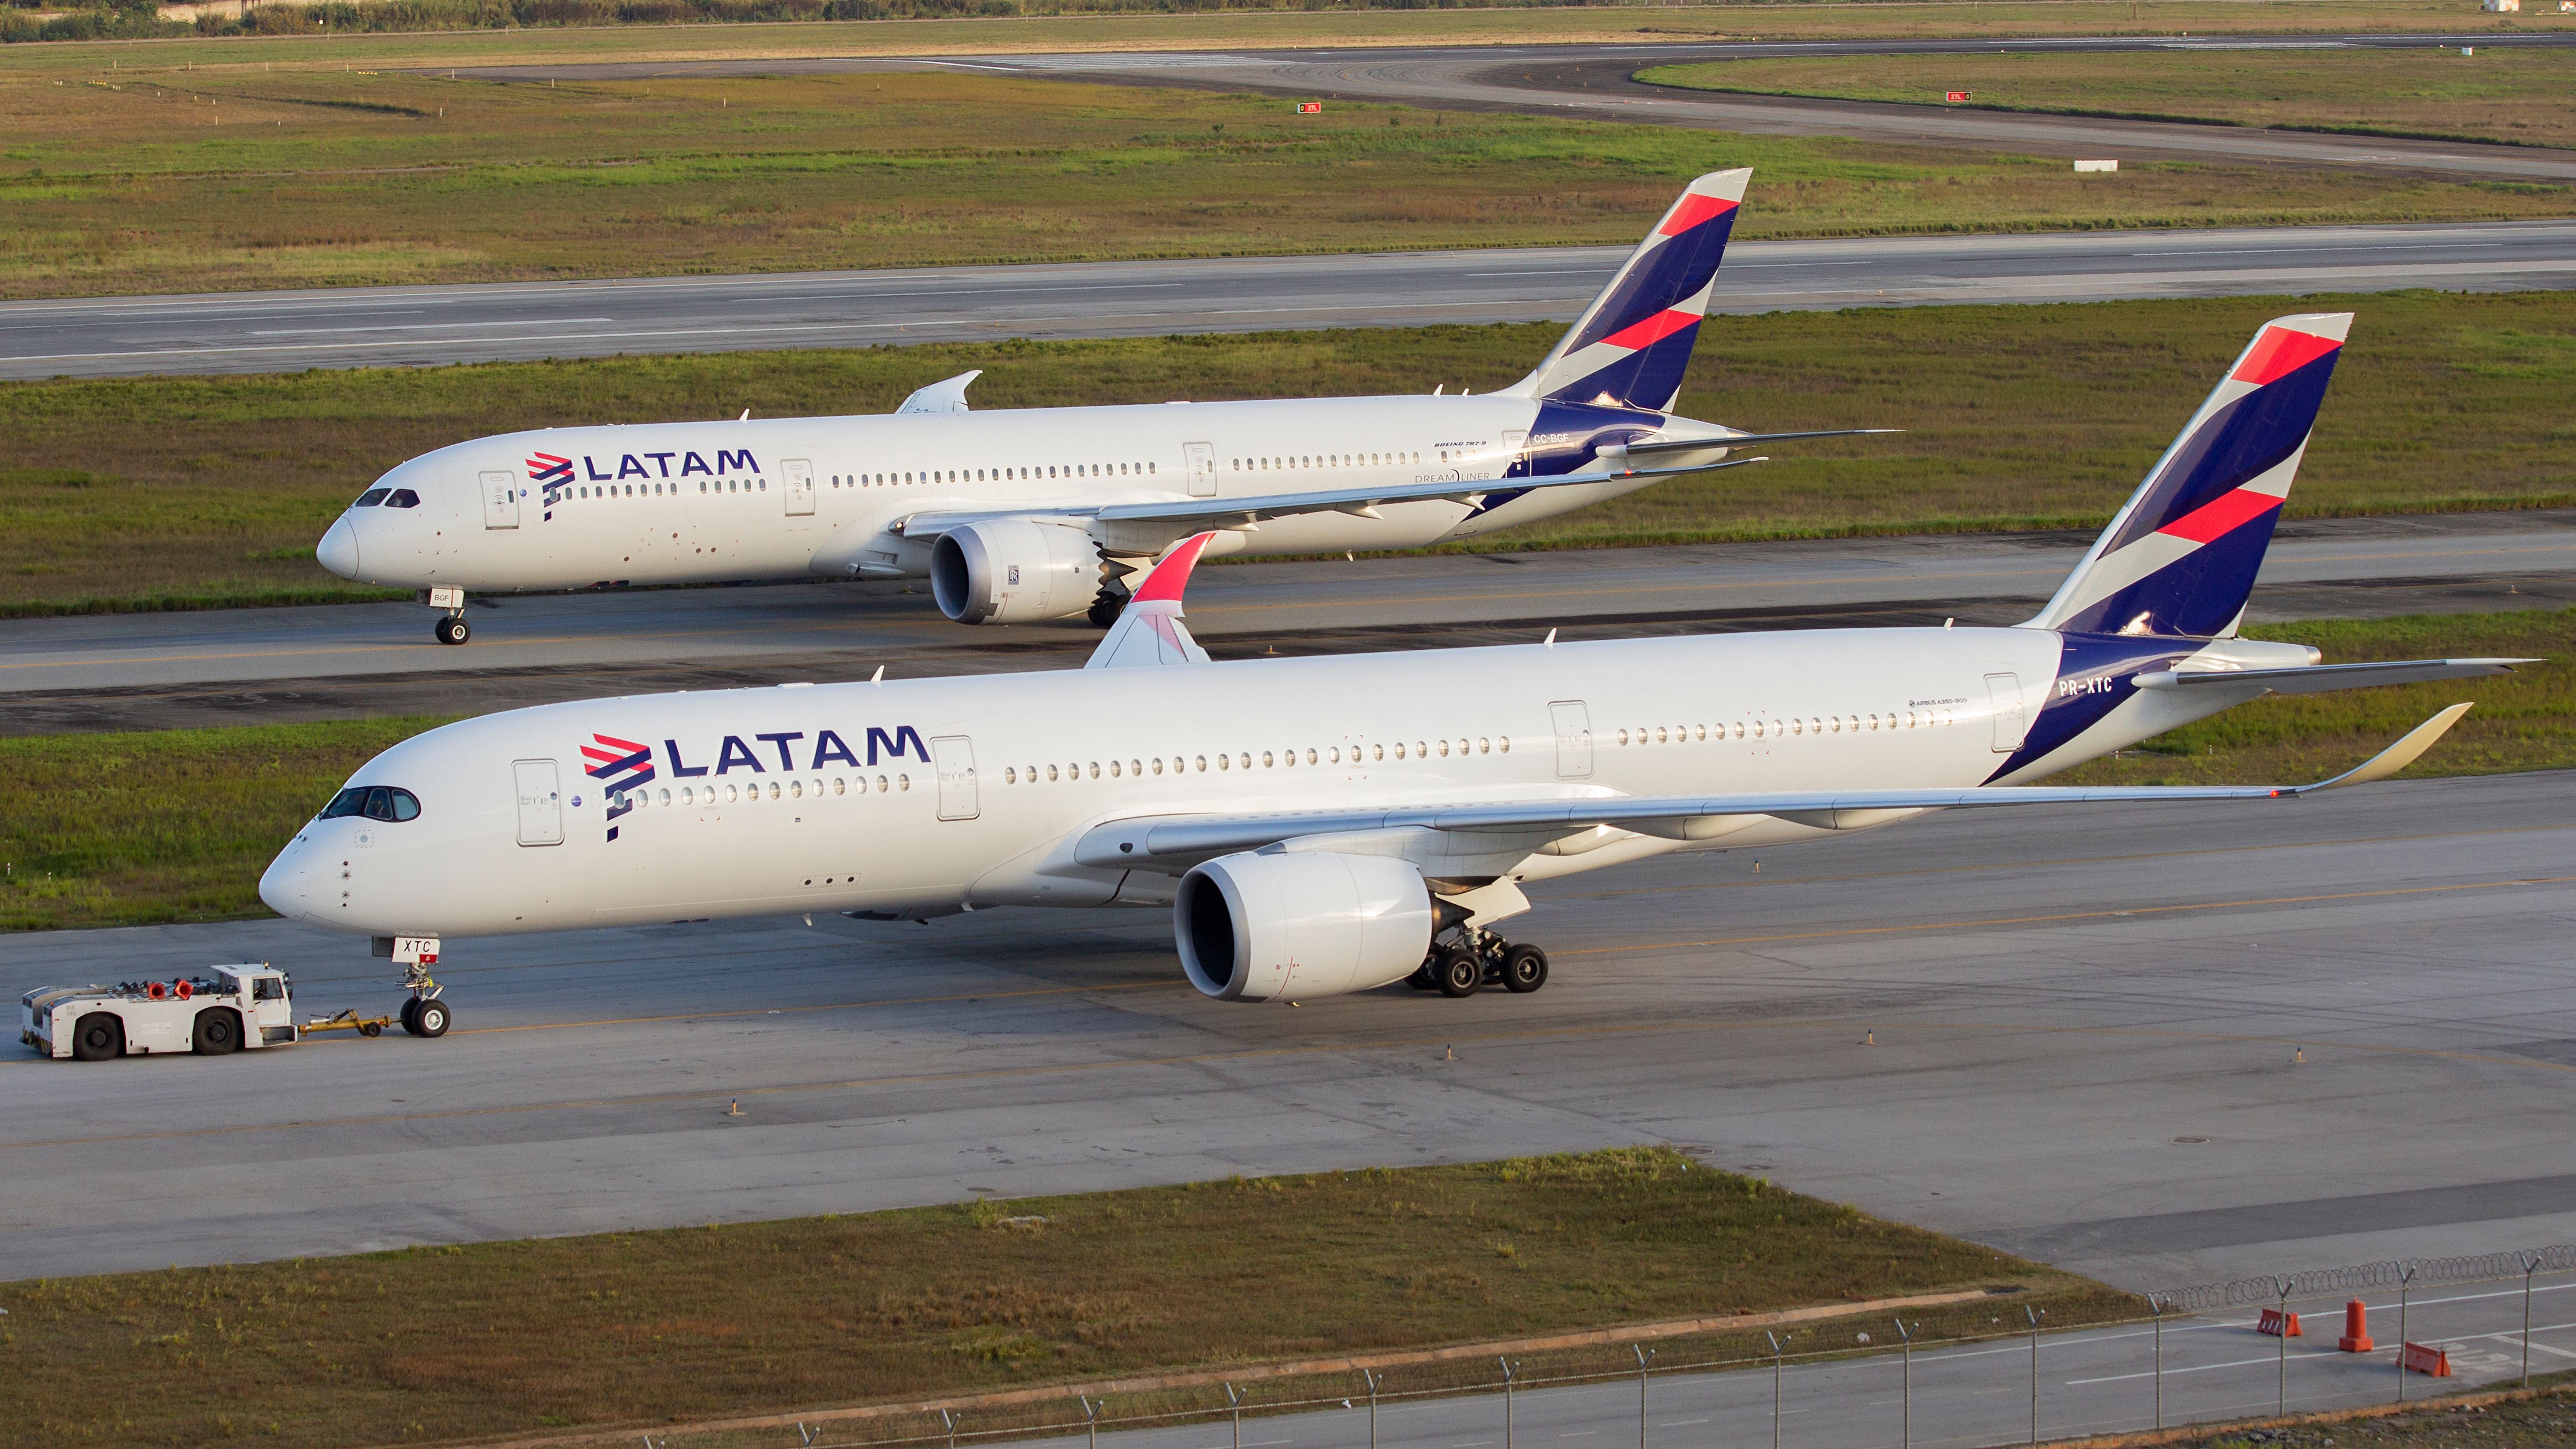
[2025,313,2351,639]
[1507,168,1749,414]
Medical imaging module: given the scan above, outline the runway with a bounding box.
[7,768,2573,1293]
[4,509,2571,733]
[456,33,2576,183]
[9,219,2572,380]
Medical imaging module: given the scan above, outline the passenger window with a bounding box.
[354,488,391,507]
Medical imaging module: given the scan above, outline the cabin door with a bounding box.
[480,470,520,530]
[782,458,816,516]
[931,736,980,821]
[1985,673,2029,753]
[512,759,564,846]
[1183,441,1217,497]
[1549,700,1593,779]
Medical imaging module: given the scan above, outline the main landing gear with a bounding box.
[1406,928,1549,999]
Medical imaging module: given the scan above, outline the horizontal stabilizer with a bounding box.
[1074,707,2470,869]
[897,369,982,415]
[1614,428,1902,456]
[2133,658,2536,695]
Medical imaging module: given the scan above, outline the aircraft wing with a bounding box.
[1073,705,2470,870]
[890,456,1767,540]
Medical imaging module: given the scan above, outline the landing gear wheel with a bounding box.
[71,1013,123,1061]
[1086,595,1125,628]
[1434,945,1482,998]
[434,614,470,646]
[192,1009,241,1056]
[1501,945,1550,994]
[399,997,423,1036]
[413,998,451,1038]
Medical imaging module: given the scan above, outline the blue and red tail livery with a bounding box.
[2027,313,2351,640]
[1516,168,1750,414]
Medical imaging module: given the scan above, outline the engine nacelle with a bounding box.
[1174,851,1437,1002]
[929,518,1099,625]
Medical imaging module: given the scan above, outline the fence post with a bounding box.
[1226,1382,1242,1449]
[1766,1332,1786,1449]
[1500,1357,1519,1449]
[2149,1295,2165,1431]
[2025,1305,2043,1445]
[1080,1395,1100,1449]
[1633,1344,1656,1449]
[2524,1253,2544,1388]
[2397,1265,2417,1405]
[2275,1279,2294,1417]
[1362,1367,1381,1449]
[1893,1317,1913,1449]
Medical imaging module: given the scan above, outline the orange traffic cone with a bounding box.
[2338,1298,2374,1352]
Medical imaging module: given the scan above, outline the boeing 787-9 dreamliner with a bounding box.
[263,313,2527,1028]
[311,169,1890,644]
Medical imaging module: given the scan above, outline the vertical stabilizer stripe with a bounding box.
[1598,307,1703,352]
[1658,193,1738,236]
[2233,326,2342,387]
[2157,486,2283,545]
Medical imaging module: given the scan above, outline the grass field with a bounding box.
[0,1147,2123,1449]
[2,607,2564,934]
[6,290,2571,616]
[5,62,2568,301]
[1,0,2558,70]
[1641,47,2576,149]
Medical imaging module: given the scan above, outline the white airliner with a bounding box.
[262,312,2529,1018]
[311,168,1889,645]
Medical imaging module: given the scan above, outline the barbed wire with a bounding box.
[2156,1244,2576,1311]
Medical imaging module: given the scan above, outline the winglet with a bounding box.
[1133,531,1215,604]
[2291,703,2473,794]
[1086,533,1217,670]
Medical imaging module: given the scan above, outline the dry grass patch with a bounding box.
[0,62,2568,299]
[1641,46,2576,149]
[0,1148,2122,1449]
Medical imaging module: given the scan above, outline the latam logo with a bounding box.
[581,732,657,843]
[578,726,929,841]
[545,448,762,486]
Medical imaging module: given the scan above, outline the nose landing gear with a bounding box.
[428,586,471,645]
[1406,929,1549,998]
[397,961,452,1038]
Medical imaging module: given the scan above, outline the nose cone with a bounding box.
[259,836,321,924]
[316,518,361,580]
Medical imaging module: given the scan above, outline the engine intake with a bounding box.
[930,519,1099,625]
[1174,851,1437,1002]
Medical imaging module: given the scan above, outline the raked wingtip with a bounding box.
[2303,702,2475,793]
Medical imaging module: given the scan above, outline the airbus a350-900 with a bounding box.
[262,313,2529,1019]
[310,169,1890,644]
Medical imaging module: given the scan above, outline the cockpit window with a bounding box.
[384,489,422,509]
[320,786,422,822]
[354,488,392,507]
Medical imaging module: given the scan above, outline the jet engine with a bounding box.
[1174,851,1437,1002]
[929,518,1100,625]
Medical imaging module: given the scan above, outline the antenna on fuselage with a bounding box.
[739,409,751,421]
[869,665,884,685]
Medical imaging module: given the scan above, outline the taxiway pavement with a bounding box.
[3,509,2571,734]
[9,220,2570,379]
[458,33,2576,183]
[7,769,2574,1291]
